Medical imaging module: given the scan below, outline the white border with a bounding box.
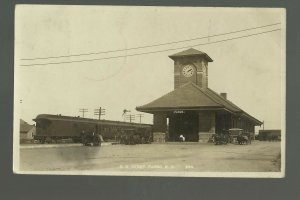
[13,6,286,178]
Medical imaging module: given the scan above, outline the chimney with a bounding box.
[220,93,227,99]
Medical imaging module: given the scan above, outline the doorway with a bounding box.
[169,113,199,142]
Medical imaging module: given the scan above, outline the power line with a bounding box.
[79,108,88,118]
[136,114,144,123]
[125,114,135,123]
[20,23,280,61]
[19,28,281,67]
[94,107,106,120]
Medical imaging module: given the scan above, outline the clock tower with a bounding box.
[137,48,262,143]
[169,48,213,89]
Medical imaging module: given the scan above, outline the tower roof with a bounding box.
[169,48,213,62]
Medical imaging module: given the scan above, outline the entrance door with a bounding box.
[169,113,199,142]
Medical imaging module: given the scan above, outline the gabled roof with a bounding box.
[169,48,213,62]
[136,82,262,125]
[20,119,34,133]
[137,83,220,109]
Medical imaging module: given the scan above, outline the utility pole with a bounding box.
[136,113,144,123]
[79,108,88,118]
[94,107,106,120]
[125,114,135,123]
[262,120,265,130]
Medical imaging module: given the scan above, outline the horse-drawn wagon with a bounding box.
[213,134,230,145]
[118,128,151,145]
[229,128,251,145]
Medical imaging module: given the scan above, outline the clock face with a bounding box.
[182,65,195,77]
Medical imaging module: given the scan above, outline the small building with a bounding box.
[136,48,262,142]
[258,130,281,141]
[20,119,35,143]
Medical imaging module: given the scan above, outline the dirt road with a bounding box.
[18,141,281,173]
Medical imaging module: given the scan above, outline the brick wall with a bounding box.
[153,113,167,132]
[173,57,208,89]
[198,111,215,133]
[198,111,215,142]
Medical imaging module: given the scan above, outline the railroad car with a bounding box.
[33,114,152,144]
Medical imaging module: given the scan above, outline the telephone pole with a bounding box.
[136,114,144,123]
[94,107,106,120]
[125,114,135,123]
[79,108,88,118]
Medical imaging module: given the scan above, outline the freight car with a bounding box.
[33,114,152,144]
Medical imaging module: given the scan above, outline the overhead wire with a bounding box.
[19,28,281,67]
[20,22,281,61]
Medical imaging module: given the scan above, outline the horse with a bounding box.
[214,134,229,145]
[237,135,249,145]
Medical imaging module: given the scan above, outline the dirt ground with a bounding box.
[18,141,281,173]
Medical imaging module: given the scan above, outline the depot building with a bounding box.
[136,48,262,142]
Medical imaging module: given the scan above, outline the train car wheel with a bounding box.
[40,138,45,144]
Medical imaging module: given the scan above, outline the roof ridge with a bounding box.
[206,88,242,111]
[189,83,223,107]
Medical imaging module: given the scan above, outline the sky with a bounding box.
[14,6,285,132]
